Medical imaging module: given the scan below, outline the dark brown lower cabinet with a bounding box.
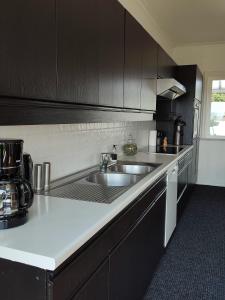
[177,166,188,201]
[109,191,166,300]
[72,259,109,300]
[177,149,193,221]
[191,137,199,184]
[0,175,166,300]
[0,258,47,300]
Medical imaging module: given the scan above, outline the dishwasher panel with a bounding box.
[164,163,178,247]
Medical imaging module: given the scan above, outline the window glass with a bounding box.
[221,80,225,89]
[210,79,225,136]
[212,80,219,90]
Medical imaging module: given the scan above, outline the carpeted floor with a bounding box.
[144,185,225,300]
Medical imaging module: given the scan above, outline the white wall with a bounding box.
[198,139,225,187]
[117,0,174,57]
[173,43,225,187]
[0,121,154,180]
[173,43,225,73]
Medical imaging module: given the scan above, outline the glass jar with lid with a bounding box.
[123,134,137,156]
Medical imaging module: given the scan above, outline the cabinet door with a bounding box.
[72,260,109,300]
[0,259,47,300]
[142,32,157,79]
[124,12,143,109]
[175,65,202,144]
[98,0,124,107]
[177,167,188,201]
[187,150,193,186]
[0,0,56,100]
[124,12,157,110]
[177,165,188,221]
[195,67,203,101]
[141,79,157,111]
[191,138,199,184]
[109,192,166,300]
[141,31,157,110]
[57,0,124,107]
[57,0,99,104]
[157,46,176,79]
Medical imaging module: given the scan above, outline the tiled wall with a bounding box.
[0,121,155,180]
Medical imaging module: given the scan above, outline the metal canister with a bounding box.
[34,164,43,193]
[43,162,51,192]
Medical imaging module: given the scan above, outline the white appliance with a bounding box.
[157,78,186,100]
[164,163,178,247]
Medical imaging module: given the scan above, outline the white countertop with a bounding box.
[0,146,193,271]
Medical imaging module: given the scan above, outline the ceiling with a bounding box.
[140,0,225,46]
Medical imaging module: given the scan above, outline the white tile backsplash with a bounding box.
[0,121,155,180]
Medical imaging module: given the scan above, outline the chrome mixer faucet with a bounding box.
[99,153,111,173]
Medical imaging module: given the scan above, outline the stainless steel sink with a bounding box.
[44,161,161,204]
[87,172,139,187]
[109,162,160,175]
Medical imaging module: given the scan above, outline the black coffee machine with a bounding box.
[0,139,33,229]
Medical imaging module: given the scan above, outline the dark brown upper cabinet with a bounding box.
[57,0,99,105]
[98,0,124,108]
[124,12,143,109]
[57,0,124,107]
[195,67,203,101]
[124,12,157,110]
[175,65,203,145]
[157,46,176,79]
[142,31,158,79]
[0,0,179,125]
[0,0,56,100]
[175,65,203,101]
[141,30,157,111]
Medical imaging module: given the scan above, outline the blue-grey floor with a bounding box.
[144,185,225,300]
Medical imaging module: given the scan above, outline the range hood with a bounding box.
[157,78,186,100]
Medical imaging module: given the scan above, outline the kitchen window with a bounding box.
[203,73,225,138]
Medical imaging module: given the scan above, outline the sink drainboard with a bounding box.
[46,181,128,204]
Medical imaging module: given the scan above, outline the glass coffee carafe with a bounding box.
[0,139,33,229]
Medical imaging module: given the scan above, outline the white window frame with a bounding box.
[202,71,225,140]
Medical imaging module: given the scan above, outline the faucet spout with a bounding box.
[100,153,111,173]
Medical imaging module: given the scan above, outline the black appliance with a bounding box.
[156,145,183,154]
[0,139,33,229]
[174,117,186,146]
